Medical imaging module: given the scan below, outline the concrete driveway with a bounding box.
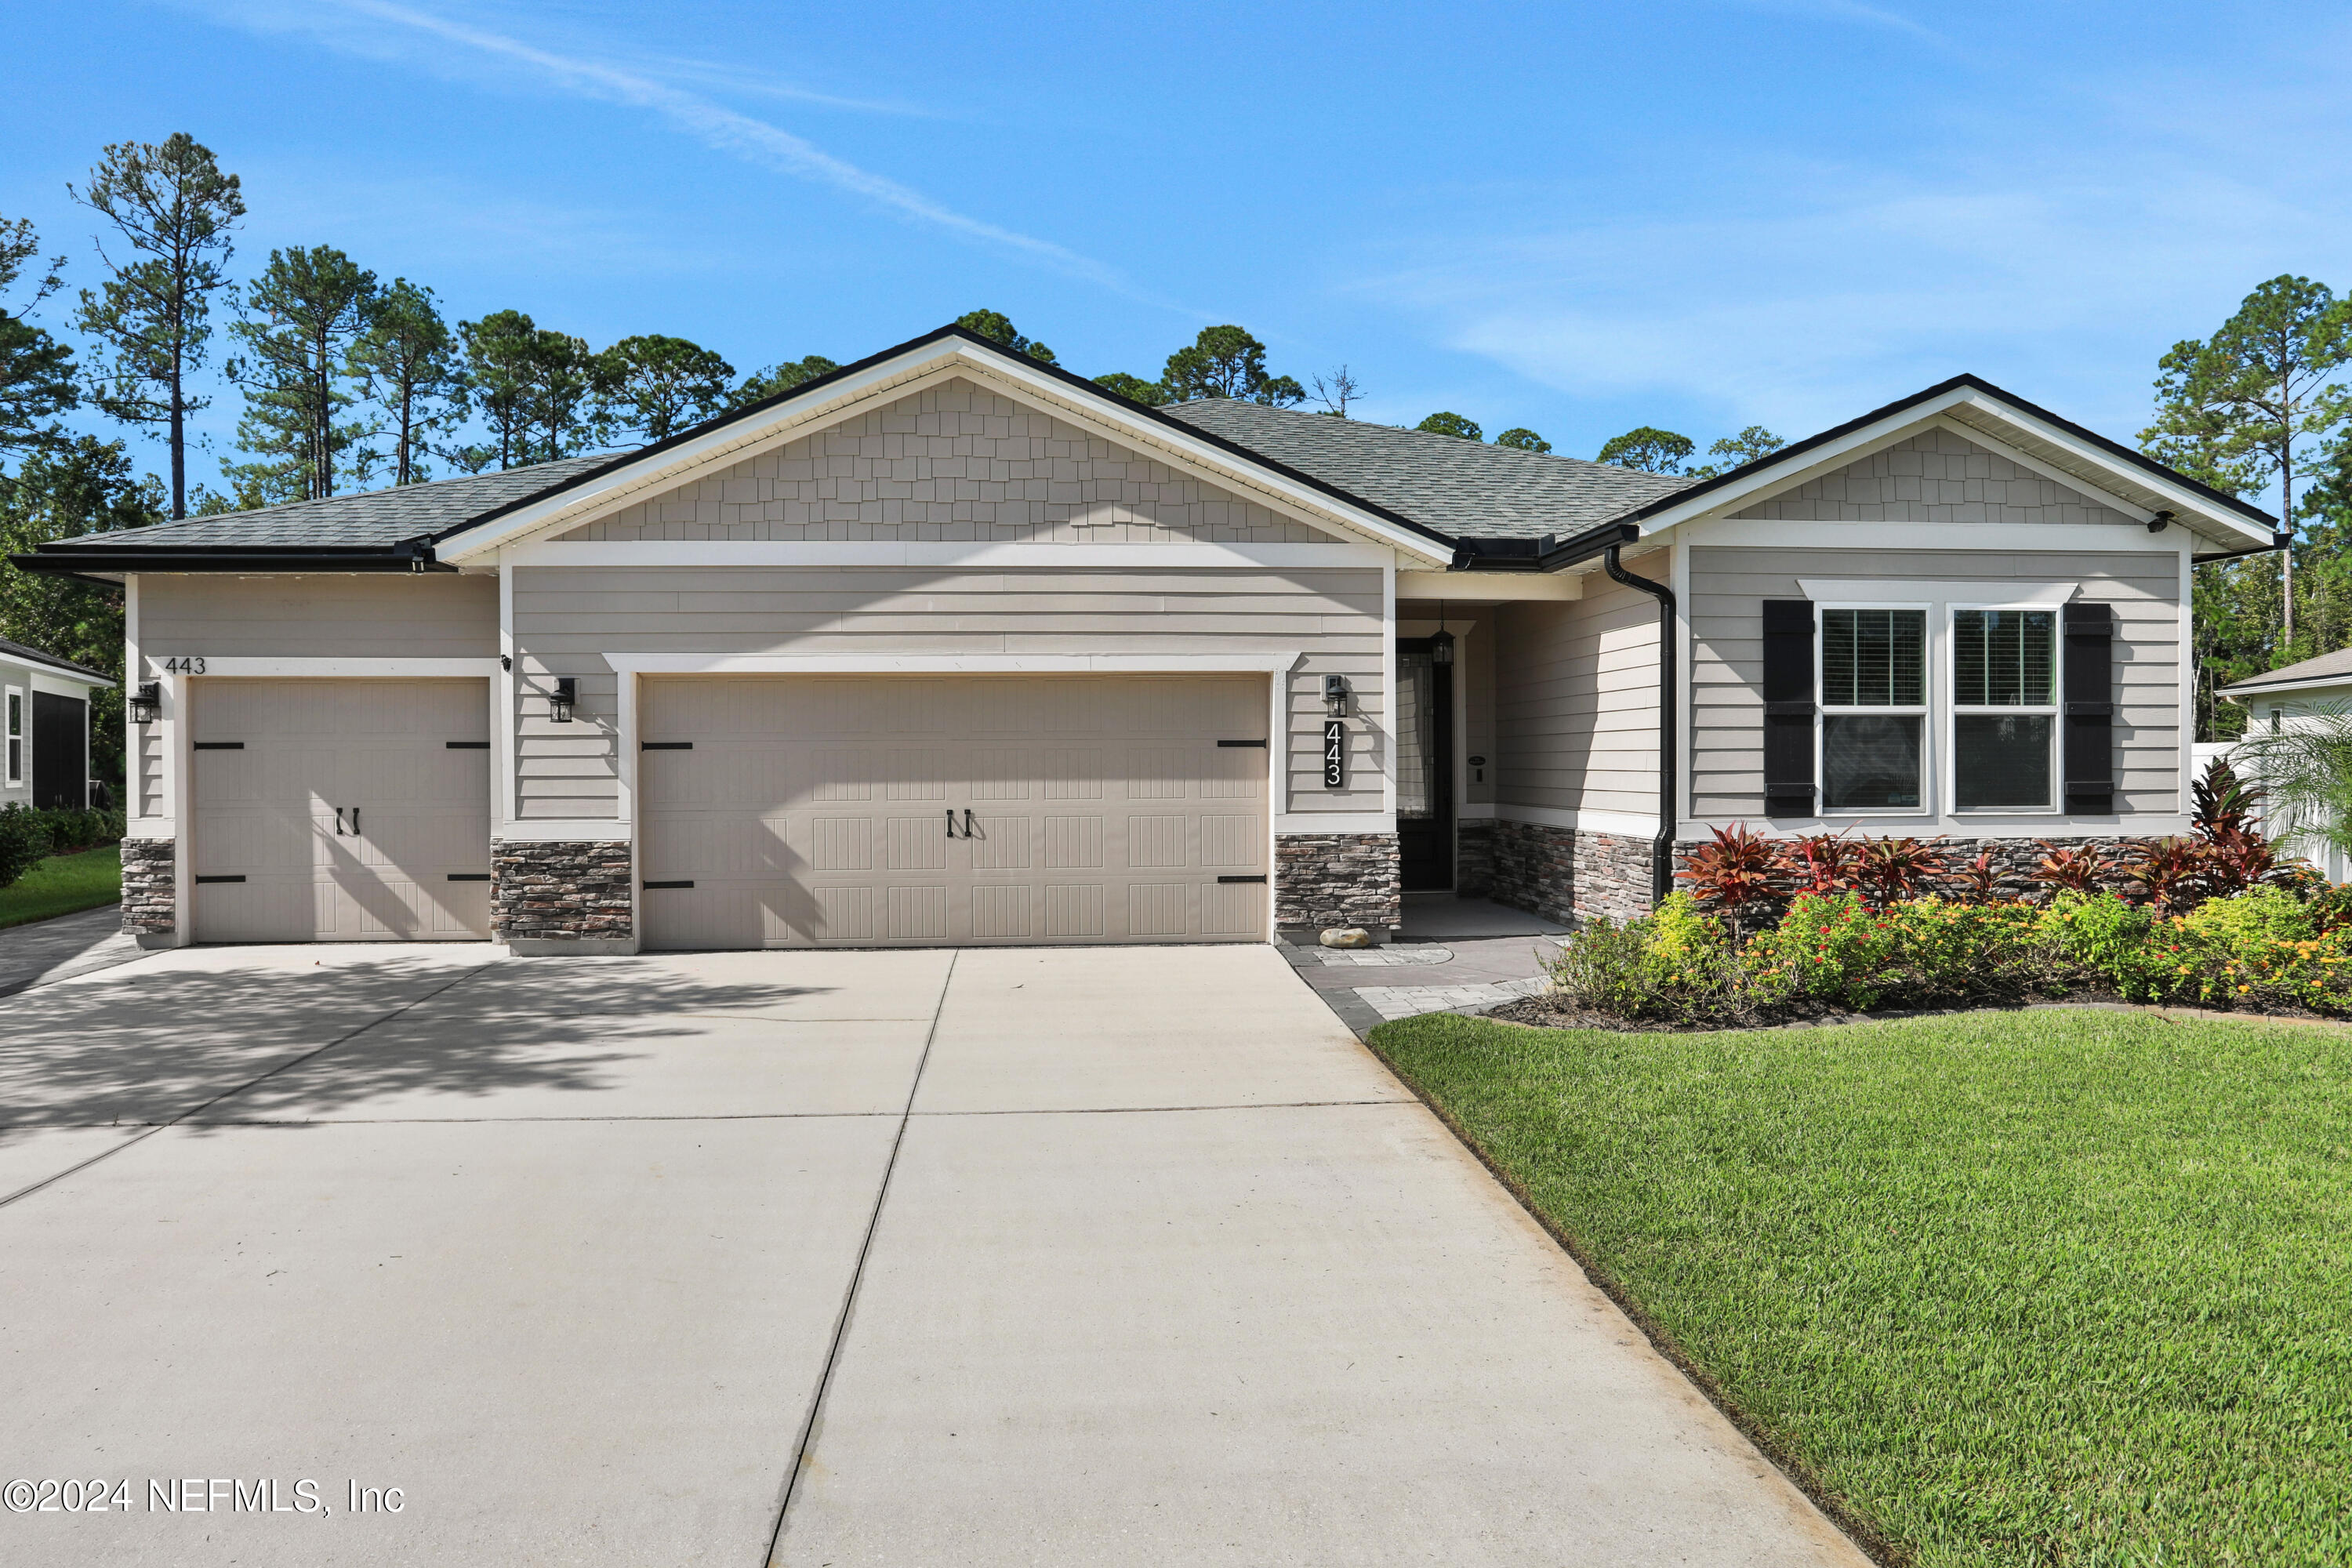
[0,942,1864,1567]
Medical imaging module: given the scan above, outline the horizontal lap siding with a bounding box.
[1689,546,2182,821]
[138,575,498,657]
[1493,562,1662,820]
[510,565,1386,820]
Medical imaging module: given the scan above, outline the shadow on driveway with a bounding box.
[0,953,845,1142]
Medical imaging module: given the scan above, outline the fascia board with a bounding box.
[1941,394,2274,548]
[443,345,1451,567]
[2216,673,2352,700]
[1621,385,1984,535]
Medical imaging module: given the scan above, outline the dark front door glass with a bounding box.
[1395,645,1452,892]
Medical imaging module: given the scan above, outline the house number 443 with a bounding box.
[161,657,207,674]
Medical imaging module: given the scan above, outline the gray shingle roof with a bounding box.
[0,637,109,684]
[2218,647,2352,695]
[1158,400,1694,540]
[56,456,614,553]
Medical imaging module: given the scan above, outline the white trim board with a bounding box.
[1795,579,2078,605]
[142,657,503,679]
[604,652,1305,677]
[510,540,1392,569]
[1679,520,2184,554]
[1276,812,1396,833]
[495,820,634,843]
[1494,803,1662,837]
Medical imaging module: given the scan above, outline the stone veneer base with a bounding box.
[1490,821,2176,930]
[120,836,176,938]
[1275,833,1402,934]
[492,839,635,947]
[1453,818,1497,899]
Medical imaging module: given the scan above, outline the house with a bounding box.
[0,638,111,813]
[2217,651,2352,882]
[16,325,2281,952]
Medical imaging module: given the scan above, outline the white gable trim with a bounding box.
[437,342,1453,567]
[1628,385,2274,549]
[504,539,1391,569]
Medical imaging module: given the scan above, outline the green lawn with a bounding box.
[0,844,122,931]
[1370,1008,2352,1567]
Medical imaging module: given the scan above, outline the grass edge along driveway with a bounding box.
[1367,1007,2352,1568]
[0,844,122,931]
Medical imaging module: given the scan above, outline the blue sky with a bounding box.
[7,0,2350,488]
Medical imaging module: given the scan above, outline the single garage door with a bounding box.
[191,678,493,942]
[638,675,1270,949]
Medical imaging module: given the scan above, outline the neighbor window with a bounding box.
[1952,608,2056,811]
[3,689,19,786]
[1819,608,1926,811]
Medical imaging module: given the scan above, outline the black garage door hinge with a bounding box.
[194,742,243,750]
[447,873,491,882]
[1217,739,1269,747]
[1216,874,1268,884]
[642,879,694,889]
[194,874,245,884]
[641,741,693,751]
[445,740,491,750]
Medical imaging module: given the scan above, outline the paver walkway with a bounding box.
[0,904,140,998]
[0,942,1862,1566]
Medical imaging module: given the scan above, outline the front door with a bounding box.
[1395,641,1453,891]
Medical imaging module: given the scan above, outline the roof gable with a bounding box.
[1730,426,2137,527]
[554,376,1342,546]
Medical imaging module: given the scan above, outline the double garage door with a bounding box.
[191,679,493,942]
[638,674,1270,949]
[187,673,1269,949]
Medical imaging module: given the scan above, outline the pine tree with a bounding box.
[351,279,463,486]
[223,245,379,504]
[0,215,77,455]
[68,134,245,519]
[594,335,734,445]
[459,310,539,470]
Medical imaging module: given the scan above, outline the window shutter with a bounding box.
[2061,601,2114,813]
[1762,598,1816,815]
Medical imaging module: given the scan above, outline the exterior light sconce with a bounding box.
[550,677,577,724]
[1323,673,1350,719]
[1430,626,1455,666]
[128,682,162,725]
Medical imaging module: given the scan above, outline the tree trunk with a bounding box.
[2282,430,2296,648]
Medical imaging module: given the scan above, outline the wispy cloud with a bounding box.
[190,0,1134,292]
[1724,0,1950,46]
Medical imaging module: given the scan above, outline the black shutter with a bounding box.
[1762,598,1816,815]
[2062,602,2114,813]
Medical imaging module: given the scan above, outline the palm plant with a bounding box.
[2228,717,2352,876]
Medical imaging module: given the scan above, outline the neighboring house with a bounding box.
[0,638,111,812]
[2217,652,2352,881]
[16,325,2281,952]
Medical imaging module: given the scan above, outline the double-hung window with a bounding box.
[3,689,20,787]
[1818,608,1926,812]
[1952,608,2057,811]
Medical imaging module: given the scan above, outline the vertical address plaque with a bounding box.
[1323,720,1346,789]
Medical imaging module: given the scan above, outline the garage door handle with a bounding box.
[947,808,981,839]
[333,806,361,836]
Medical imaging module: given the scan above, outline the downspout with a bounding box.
[1602,543,1676,908]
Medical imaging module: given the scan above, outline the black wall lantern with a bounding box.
[127,681,162,724]
[550,677,577,724]
[1322,673,1350,718]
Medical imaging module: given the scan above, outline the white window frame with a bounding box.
[3,686,20,788]
[1814,601,1933,818]
[1946,601,2062,816]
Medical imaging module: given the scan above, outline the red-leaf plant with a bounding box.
[1778,830,1862,896]
[2122,837,2208,914]
[1941,849,2011,904]
[2187,755,2298,896]
[1673,823,1784,940]
[2031,840,2113,898]
[1851,835,1951,907]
